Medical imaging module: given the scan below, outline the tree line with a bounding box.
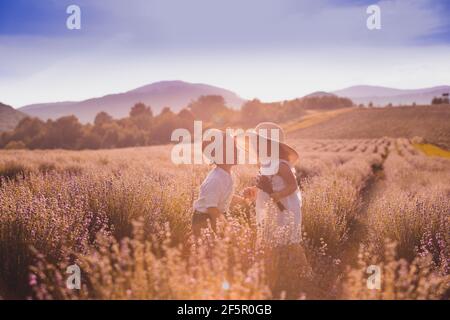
[0,95,353,150]
[431,95,450,105]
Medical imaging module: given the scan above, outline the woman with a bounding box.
[240,123,311,297]
[240,122,303,246]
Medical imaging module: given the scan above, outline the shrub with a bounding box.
[0,161,30,180]
[4,140,26,150]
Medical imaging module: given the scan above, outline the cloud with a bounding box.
[1,0,450,107]
[2,0,449,48]
[82,0,450,49]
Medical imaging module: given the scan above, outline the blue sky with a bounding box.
[1,0,450,107]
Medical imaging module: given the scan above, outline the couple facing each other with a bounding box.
[192,122,302,245]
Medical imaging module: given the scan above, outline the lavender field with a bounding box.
[0,138,449,299]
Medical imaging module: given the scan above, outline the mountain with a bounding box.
[0,102,27,132]
[332,85,450,106]
[303,91,337,98]
[19,80,245,123]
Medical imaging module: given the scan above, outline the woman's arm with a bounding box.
[270,162,298,202]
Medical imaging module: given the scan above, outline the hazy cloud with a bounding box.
[1,0,450,106]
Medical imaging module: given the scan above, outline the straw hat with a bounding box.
[236,122,299,165]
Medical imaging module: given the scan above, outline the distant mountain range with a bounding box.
[3,82,449,131]
[0,102,26,132]
[19,80,245,123]
[331,85,450,106]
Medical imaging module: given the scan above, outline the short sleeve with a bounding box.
[199,176,222,209]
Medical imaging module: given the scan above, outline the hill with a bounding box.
[332,85,450,106]
[19,80,245,123]
[303,91,337,98]
[291,105,450,149]
[0,102,27,132]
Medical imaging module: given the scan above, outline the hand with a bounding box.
[256,175,273,194]
[243,186,258,201]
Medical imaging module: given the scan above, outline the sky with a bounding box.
[1,0,450,107]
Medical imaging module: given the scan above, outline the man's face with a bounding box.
[224,136,238,165]
[209,133,238,165]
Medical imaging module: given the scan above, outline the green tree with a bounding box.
[130,102,153,118]
[241,99,267,125]
[43,116,83,149]
[94,111,113,126]
[188,95,228,122]
[130,103,153,131]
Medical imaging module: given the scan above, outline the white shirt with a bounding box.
[193,167,234,214]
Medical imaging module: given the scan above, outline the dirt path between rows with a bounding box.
[341,151,388,267]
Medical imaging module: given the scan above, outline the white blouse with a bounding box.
[255,159,302,245]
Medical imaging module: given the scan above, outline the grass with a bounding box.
[290,106,450,150]
[0,160,30,180]
[414,143,450,159]
[283,108,355,133]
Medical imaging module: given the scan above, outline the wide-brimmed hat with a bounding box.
[235,122,299,165]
